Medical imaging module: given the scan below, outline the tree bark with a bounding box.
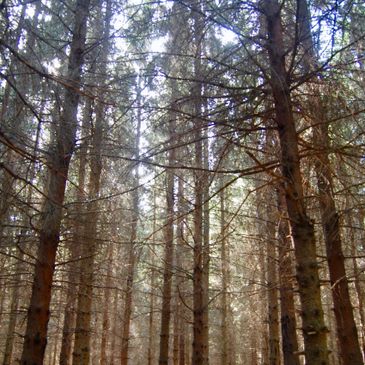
[72,2,111,362]
[276,187,300,365]
[296,0,363,363]
[266,204,280,365]
[158,86,176,365]
[120,81,142,365]
[262,1,329,363]
[20,1,90,363]
[59,95,91,365]
[314,121,363,364]
[191,2,208,364]
[100,244,114,365]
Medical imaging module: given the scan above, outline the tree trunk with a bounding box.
[266,205,280,365]
[296,0,363,363]
[20,1,90,363]
[191,2,208,364]
[120,82,142,365]
[158,87,176,365]
[276,187,300,365]
[314,121,363,364]
[59,95,91,365]
[100,244,114,365]
[2,250,23,365]
[262,1,329,363]
[72,2,111,362]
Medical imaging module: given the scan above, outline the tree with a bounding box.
[261,0,329,363]
[20,1,90,363]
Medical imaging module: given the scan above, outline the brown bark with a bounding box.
[314,121,363,364]
[202,129,210,364]
[177,176,187,365]
[262,1,329,363]
[147,266,156,365]
[20,1,90,363]
[72,92,103,365]
[59,96,91,365]
[100,244,114,365]
[120,83,142,365]
[72,3,111,362]
[2,250,23,365]
[296,1,363,362]
[191,2,208,364]
[147,192,157,365]
[120,247,136,365]
[158,89,176,365]
[276,188,300,365]
[266,206,280,365]
[219,185,234,365]
[110,289,119,365]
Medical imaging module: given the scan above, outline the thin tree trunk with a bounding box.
[262,1,329,363]
[266,205,280,365]
[191,2,208,364]
[72,2,111,362]
[148,192,157,365]
[220,186,230,365]
[110,289,119,365]
[100,244,114,365]
[20,1,90,363]
[120,82,142,365]
[177,175,186,365]
[59,96,91,365]
[276,188,300,365]
[158,88,176,365]
[2,250,24,365]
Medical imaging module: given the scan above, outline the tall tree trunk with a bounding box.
[158,87,176,365]
[262,1,329,363]
[2,250,23,365]
[191,2,208,364]
[120,82,142,365]
[110,288,119,365]
[100,244,114,365]
[72,2,111,363]
[59,96,91,365]
[276,187,300,365]
[148,191,157,365]
[202,128,210,364]
[297,1,363,363]
[266,204,280,365]
[314,120,363,364]
[176,175,187,365]
[20,1,90,363]
[220,186,231,365]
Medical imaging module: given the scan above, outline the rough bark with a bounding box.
[220,186,233,365]
[20,1,90,363]
[276,188,300,365]
[266,206,280,365]
[120,83,142,365]
[314,121,363,365]
[158,87,176,365]
[191,2,208,364]
[100,244,114,365]
[297,1,363,363]
[2,250,23,365]
[262,1,329,363]
[59,95,91,365]
[72,2,111,363]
